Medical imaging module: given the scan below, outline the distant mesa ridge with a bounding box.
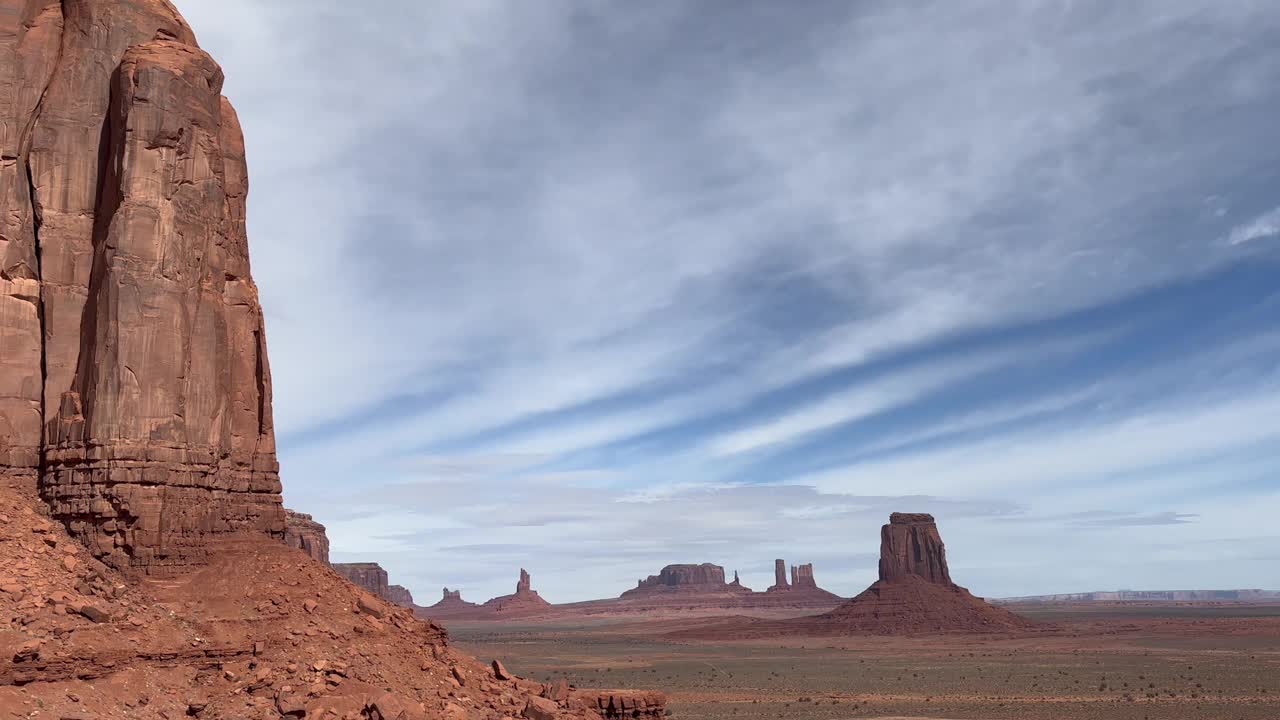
[997,589,1280,604]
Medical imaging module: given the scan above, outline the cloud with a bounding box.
[171,0,1280,601]
[1227,206,1280,245]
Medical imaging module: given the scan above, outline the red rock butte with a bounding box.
[674,513,1035,638]
[808,512,1033,633]
[0,0,281,573]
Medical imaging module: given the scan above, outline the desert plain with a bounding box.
[448,602,1280,720]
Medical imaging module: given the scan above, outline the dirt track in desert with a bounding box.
[446,604,1280,720]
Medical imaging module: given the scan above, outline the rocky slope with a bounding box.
[0,479,663,718]
[1,0,281,574]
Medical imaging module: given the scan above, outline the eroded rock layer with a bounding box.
[0,0,282,573]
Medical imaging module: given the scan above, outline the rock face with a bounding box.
[0,0,282,573]
[385,584,414,607]
[333,563,390,599]
[879,512,951,584]
[283,509,330,564]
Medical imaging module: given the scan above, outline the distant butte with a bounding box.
[675,513,1036,638]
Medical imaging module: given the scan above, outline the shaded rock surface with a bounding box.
[283,509,329,564]
[0,0,281,574]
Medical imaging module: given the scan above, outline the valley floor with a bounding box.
[446,604,1280,720]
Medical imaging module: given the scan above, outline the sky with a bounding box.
[176,0,1280,604]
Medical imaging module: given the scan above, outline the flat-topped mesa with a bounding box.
[879,512,952,585]
[621,563,753,597]
[283,509,330,564]
[0,0,282,572]
[333,562,390,599]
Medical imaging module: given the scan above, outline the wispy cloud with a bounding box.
[175,0,1280,601]
[1227,206,1280,245]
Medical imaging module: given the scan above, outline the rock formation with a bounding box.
[772,559,789,590]
[879,512,951,584]
[0,0,282,574]
[483,568,553,614]
[385,584,414,607]
[333,562,391,598]
[759,558,842,608]
[674,514,1034,638]
[622,563,752,596]
[283,509,330,563]
[428,587,479,612]
[806,513,1032,634]
[791,563,816,587]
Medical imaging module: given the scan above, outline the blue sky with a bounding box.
[178,0,1280,603]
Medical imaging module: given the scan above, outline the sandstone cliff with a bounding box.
[333,562,391,598]
[283,509,330,563]
[0,0,281,574]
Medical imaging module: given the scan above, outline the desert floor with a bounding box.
[446,603,1280,720]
